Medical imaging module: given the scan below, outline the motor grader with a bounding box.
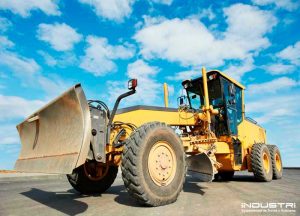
[14,67,282,206]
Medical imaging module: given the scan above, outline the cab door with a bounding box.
[222,80,238,135]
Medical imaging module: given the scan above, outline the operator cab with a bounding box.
[182,70,245,137]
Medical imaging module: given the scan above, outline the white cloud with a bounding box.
[151,0,173,5]
[0,35,71,100]
[80,36,134,76]
[0,36,51,99]
[264,63,296,75]
[223,56,255,81]
[246,94,300,123]
[166,70,200,81]
[0,16,12,32]
[0,35,14,49]
[37,75,72,100]
[127,59,158,78]
[0,124,19,145]
[276,41,300,66]
[247,77,298,94]
[37,23,82,51]
[0,95,45,121]
[223,4,276,56]
[79,0,135,22]
[0,36,73,102]
[107,60,162,106]
[252,0,299,11]
[135,18,216,66]
[0,51,40,76]
[0,0,61,17]
[262,41,300,76]
[37,50,78,67]
[196,7,216,21]
[135,3,277,81]
[135,15,167,30]
[167,84,174,96]
[37,50,57,66]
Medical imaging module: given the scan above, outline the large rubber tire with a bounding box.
[216,171,235,181]
[121,122,185,207]
[67,164,118,194]
[251,144,273,182]
[267,145,283,180]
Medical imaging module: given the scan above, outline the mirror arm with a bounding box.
[106,89,136,144]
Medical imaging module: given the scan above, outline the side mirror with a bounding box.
[180,97,184,105]
[128,79,137,90]
[178,96,187,107]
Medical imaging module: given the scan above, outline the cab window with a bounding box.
[235,87,243,124]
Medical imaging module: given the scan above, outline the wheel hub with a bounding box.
[275,153,282,171]
[263,152,270,173]
[83,161,109,181]
[148,141,176,186]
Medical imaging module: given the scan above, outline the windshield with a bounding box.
[187,91,202,109]
[186,75,223,109]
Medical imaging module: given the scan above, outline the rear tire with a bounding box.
[121,122,185,206]
[251,144,273,182]
[267,145,283,179]
[67,162,118,194]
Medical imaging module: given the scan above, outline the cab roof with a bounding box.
[207,70,246,89]
[181,69,246,90]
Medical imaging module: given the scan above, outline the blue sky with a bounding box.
[0,0,299,169]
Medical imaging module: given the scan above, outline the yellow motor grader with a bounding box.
[14,68,282,206]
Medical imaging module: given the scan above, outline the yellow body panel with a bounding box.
[238,120,266,148]
[215,142,231,154]
[237,119,267,171]
[114,107,196,127]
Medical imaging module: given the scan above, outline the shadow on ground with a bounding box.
[20,172,258,213]
[183,175,208,195]
[213,173,259,183]
[21,188,89,216]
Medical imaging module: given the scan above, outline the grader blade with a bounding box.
[14,84,91,174]
[186,153,215,182]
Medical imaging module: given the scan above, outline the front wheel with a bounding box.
[121,122,185,206]
[67,161,118,194]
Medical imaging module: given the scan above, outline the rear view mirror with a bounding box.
[180,97,184,105]
[178,96,187,107]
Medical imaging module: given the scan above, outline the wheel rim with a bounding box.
[148,141,177,186]
[83,161,109,181]
[263,152,270,173]
[275,152,282,171]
